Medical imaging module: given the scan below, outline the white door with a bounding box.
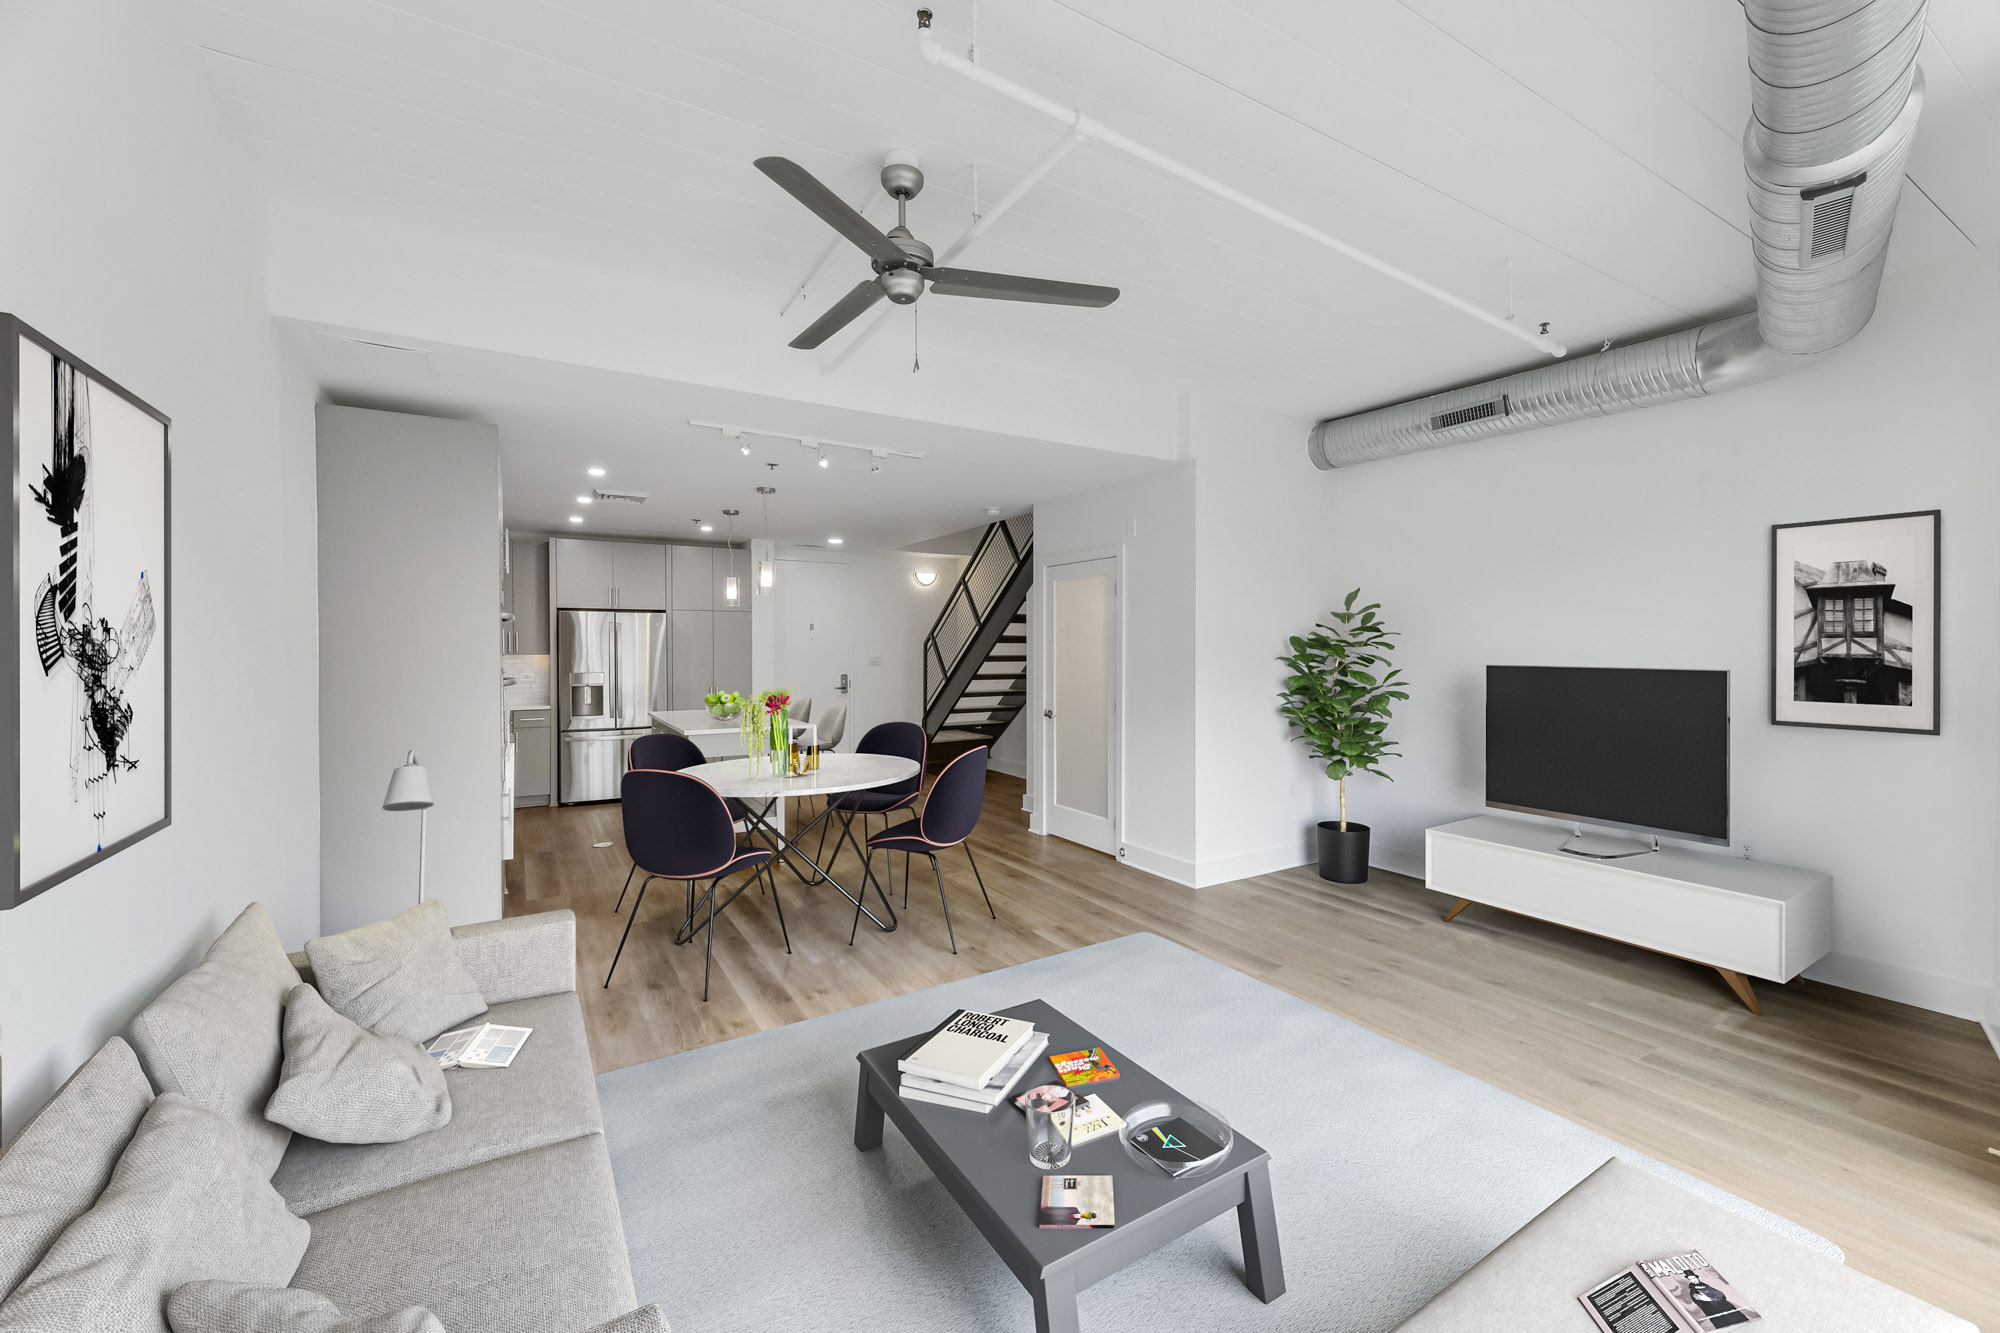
[1045,557,1118,854]
[774,560,853,737]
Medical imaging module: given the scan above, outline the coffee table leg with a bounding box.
[853,1068,885,1151]
[1237,1161,1285,1303]
[1032,1268,1080,1333]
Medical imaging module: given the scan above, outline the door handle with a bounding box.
[838,673,850,694]
[1044,709,1054,719]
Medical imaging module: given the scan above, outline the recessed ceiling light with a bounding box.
[587,467,606,477]
[817,452,830,469]
[576,495,592,504]
[568,515,584,523]
[701,524,714,533]
[827,536,844,545]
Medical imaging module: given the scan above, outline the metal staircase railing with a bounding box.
[922,514,1033,742]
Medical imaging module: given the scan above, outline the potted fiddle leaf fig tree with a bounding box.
[1278,590,1406,883]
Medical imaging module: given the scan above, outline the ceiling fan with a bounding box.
[755,152,1119,349]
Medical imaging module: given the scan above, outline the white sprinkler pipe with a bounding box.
[821,125,1094,372]
[917,33,1568,360]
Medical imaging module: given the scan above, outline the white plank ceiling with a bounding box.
[174,0,1998,421]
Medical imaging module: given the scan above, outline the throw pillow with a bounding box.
[127,902,304,1176]
[580,1307,670,1333]
[0,1095,309,1333]
[305,900,485,1043]
[265,984,452,1144]
[0,1035,154,1296]
[167,1282,443,1333]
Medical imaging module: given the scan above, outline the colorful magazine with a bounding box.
[1048,1046,1121,1086]
[1037,1175,1115,1229]
[1580,1251,1759,1333]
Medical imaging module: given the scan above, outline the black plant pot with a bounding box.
[1317,821,1371,883]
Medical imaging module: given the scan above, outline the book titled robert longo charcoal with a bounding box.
[897,1009,1036,1090]
[1579,1250,1760,1333]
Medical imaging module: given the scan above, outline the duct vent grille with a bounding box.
[593,488,650,505]
[1430,396,1509,431]
[1809,193,1854,260]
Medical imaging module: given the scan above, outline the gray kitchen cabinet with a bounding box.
[511,707,552,806]
[551,538,615,608]
[505,537,548,653]
[669,609,715,710]
[671,544,713,610]
[612,542,668,610]
[713,612,751,698]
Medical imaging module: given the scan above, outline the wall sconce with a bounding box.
[913,569,938,588]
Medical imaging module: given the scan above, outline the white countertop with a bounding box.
[649,708,748,737]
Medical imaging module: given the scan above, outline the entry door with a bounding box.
[774,559,854,737]
[1046,557,1118,854]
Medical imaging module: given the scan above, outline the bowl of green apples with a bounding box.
[704,691,745,720]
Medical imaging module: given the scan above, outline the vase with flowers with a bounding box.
[741,689,792,775]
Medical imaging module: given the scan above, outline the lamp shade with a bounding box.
[383,752,434,811]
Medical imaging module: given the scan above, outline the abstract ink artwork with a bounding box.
[3,316,170,908]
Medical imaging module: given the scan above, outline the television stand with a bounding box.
[1557,829,1659,860]
[1425,815,1833,1014]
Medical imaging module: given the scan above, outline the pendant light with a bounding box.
[756,486,777,594]
[721,509,741,607]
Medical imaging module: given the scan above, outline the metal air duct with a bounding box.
[1308,0,1928,470]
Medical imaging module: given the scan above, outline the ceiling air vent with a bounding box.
[592,488,650,505]
[1430,395,1510,432]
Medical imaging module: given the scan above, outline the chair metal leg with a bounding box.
[604,875,655,987]
[849,844,876,946]
[964,841,996,920]
[614,862,637,914]
[902,851,909,908]
[929,853,957,954]
[701,873,722,1002]
[767,863,791,955]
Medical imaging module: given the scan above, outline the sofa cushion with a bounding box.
[265,986,451,1145]
[0,1036,154,1299]
[167,1282,443,1333]
[581,1308,670,1333]
[290,1134,636,1333]
[128,903,302,1177]
[305,901,485,1043]
[272,991,599,1216]
[0,1095,309,1333]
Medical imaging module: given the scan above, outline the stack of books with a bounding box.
[897,1009,1048,1113]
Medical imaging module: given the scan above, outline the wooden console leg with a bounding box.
[1716,968,1762,1016]
[1441,898,1474,924]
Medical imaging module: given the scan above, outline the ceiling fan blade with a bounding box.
[923,267,1120,308]
[754,157,907,268]
[789,279,887,349]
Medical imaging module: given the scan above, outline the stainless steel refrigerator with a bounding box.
[557,609,668,803]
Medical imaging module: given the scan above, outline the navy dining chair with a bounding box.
[849,745,995,954]
[617,732,756,914]
[818,720,927,881]
[605,768,783,1001]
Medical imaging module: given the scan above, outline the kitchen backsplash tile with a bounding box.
[503,654,550,708]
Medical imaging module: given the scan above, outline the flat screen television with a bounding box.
[1486,666,1729,846]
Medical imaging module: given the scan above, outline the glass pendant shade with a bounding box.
[723,574,741,606]
[758,559,775,591]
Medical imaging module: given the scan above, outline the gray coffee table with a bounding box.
[854,998,1284,1333]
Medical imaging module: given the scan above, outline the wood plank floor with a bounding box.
[506,774,2000,1326]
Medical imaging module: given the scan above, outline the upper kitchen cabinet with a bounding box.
[670,544,712,610]
[551,538,614,608]
[551,538,667,610]
[505,536,548,653]
[611,542,668,610]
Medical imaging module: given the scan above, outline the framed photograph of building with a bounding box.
[0,315,172,910]
[1772,510,1938,734]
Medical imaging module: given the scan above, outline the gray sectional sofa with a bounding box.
[0,908,659,1333]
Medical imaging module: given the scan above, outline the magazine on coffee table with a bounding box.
[428,1023,533,1070]
[1580,1250,1760,1332]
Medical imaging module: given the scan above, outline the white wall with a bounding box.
[0,0,321,1141]
[1190,250,2000,1018]
[1031,463,1197,883]
[317,406,502,935]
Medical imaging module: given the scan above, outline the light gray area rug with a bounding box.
[598,934,1837,1332]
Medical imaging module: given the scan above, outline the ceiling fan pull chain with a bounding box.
[912,302,921,373]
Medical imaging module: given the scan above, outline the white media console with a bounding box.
[1424,815,1833,1014]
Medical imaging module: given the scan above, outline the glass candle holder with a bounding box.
[1022,1085,1075,1169]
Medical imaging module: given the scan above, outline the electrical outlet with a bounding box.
[1127,517,1139,538]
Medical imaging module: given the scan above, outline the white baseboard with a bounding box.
[988,756,1026,780]
[1984,1020,2000,1068]
[1983,989,2000,1067]
[1800,952,1988,1021]
[1117,841,1195,887]
[1192,842,1310,888]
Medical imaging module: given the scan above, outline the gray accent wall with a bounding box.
[317,405,502,935]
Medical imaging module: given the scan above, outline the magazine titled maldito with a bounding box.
[1579,1250,1759,1333]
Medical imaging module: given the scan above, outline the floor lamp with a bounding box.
[383,751,434,907]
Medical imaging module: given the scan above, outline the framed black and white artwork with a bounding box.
[1771,510,1938,735]
[1,315,171,910]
